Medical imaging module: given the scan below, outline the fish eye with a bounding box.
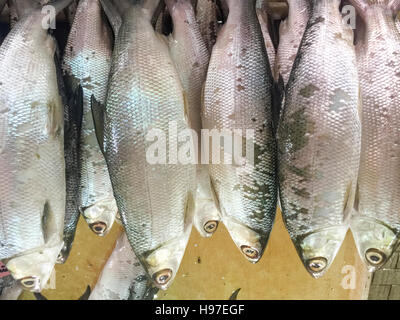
[365,248,386,266]
[204,220,219,234]
[240,245,259,260]
[153,269,173,286]
[19,276,39,289]
[307,257,328,273]
[90,222,107,235]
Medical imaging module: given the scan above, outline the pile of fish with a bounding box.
[0,0,399,300]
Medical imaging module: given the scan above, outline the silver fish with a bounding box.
[0,0,73,292]
[274,0,310,85]
[89,233,157,300]
[94,0,196,290]
[203,0,277,262]
[277,0,361,278]
[349,0,400,271]
[62,0,117,238]
[165,0,220,238]
[256,0,276,75]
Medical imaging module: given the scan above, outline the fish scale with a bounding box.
[277,0,361,278]
[203,0,277,263]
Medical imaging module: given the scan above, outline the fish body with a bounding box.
[166,0,220,238]
[277,0,361,277]
[274,0,310,85]
[96,0,196,290]
[349,0,400,271]
[89,233,156,300]
[203,0,277,262]
[62,0,117,238]
[0,0,73,291]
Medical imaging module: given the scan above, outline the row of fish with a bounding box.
[0,0,399,299]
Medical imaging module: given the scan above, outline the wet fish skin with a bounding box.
[274,0,310,85]
[277,0,361,278]
[94,0,196,290]
[165,0,220,238]
[0,0,73,292]
[89,233,157,300]
[62,0,117,238]
[256,0,276,75]
[203,0,277,262]
[349,0,400,271]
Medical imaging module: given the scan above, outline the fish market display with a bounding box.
[275,0,309,85]
[349,0,400,270]
[94,0,196,290]
[165,0,220,238]
[62,0,117,238]
[0,0,73,291]
[277,0,361,277]
[203,0,277,262]
[256,0,276,74]
[196,0,220,52]
[89,233,158,300]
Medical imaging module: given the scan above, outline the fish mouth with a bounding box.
[18,276,41,292]
[152,269,173,289]
[240,245,260,262]
[203,220,219,235]
[364,248,387,269]
[89,221,108,236]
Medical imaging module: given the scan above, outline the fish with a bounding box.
[274,0,310,85]
[62,0,117,238]
[195,0,221,52]
[256,0,276,75]
[56,83,83,264]
[277,0,361,278]
[202,0,277,262]
[348,0,400,271]
[89,233,158,300]
[165,0,220,238]
[0,0,73,292]
[94,0,196,290]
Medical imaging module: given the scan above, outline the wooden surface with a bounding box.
[19,209,371,300]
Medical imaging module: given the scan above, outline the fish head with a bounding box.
[81,198,118,236]
[223,216,269,263]
[351,216,399,271]
[143,230,191,290]
[193,200,220,237]
[295,226,349,278]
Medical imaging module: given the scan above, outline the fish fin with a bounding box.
[91,95,105,154]
[100,0,122,37]
[65,85,83,140]
[271,75,284,135]
[78,286,91,300]
[229,288,241,300]
[33,292,48,300]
